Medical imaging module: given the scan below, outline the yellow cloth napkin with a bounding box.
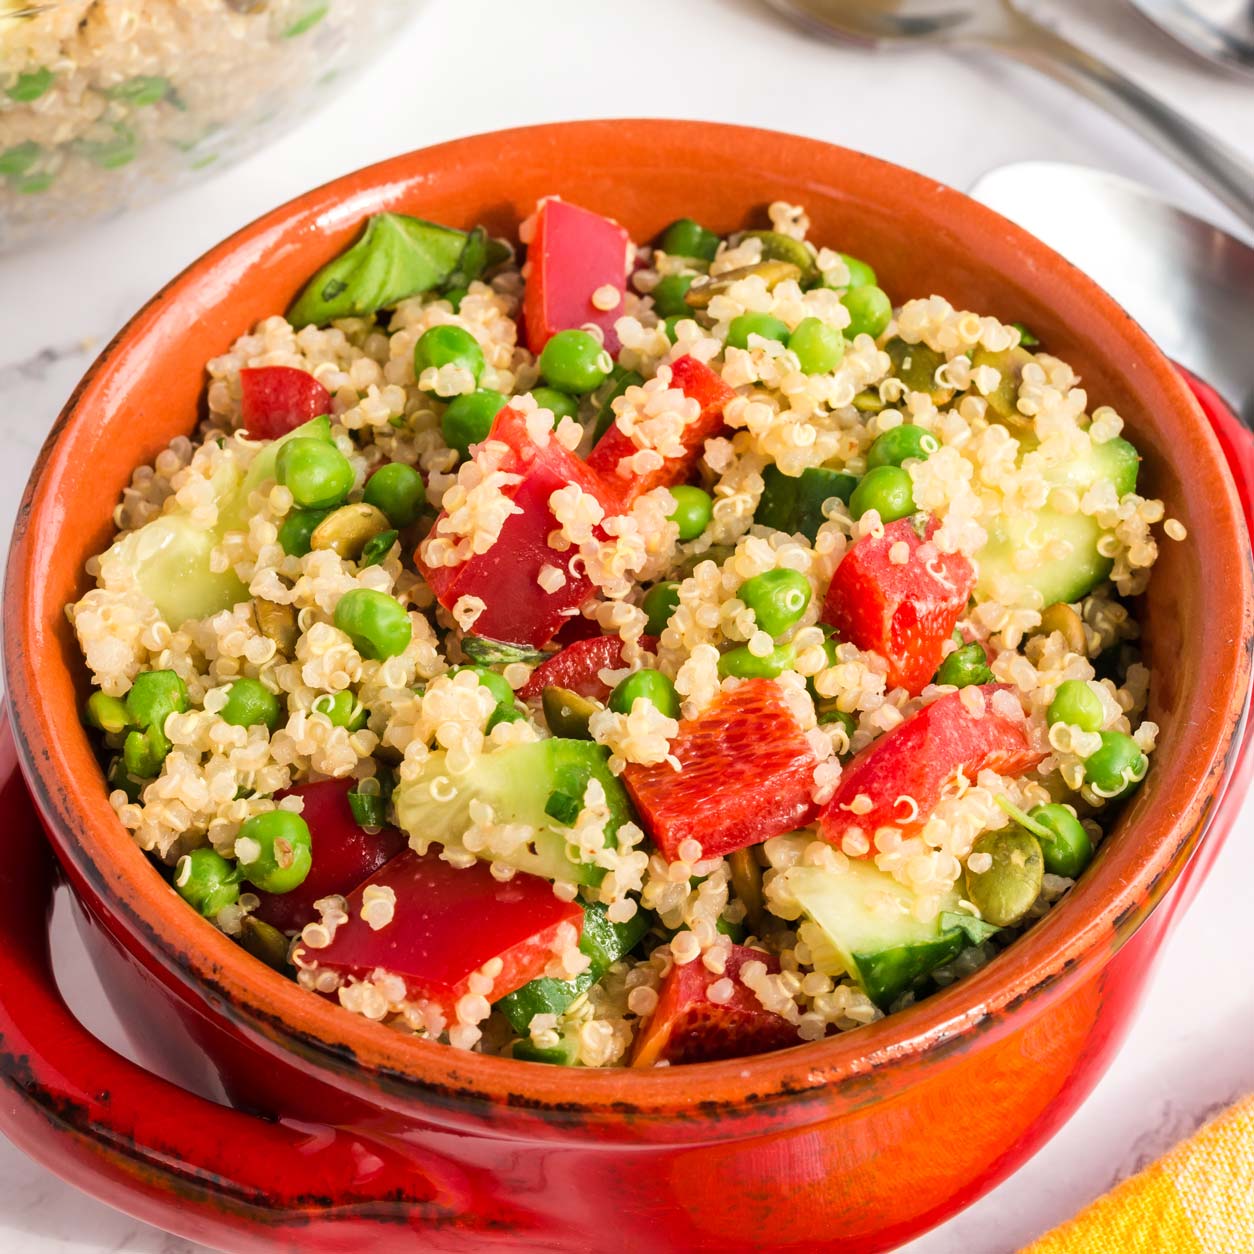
[1022,1097,1254,1252]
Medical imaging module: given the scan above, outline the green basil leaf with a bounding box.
[359,529,399,568]
[0,141,41,177]
[7,68,53,103]
[461,636,546,666]
[105,75,172,107]
[939,911,1001,945]
[288,212,469,328]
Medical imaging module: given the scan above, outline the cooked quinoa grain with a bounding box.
[70,196,1174,1067]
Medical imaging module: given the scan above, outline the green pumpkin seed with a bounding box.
[684,259,802,310]
[310,502,391,560]
[964,828,1044,927]
[541,686,600,740]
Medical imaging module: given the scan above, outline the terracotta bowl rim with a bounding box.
[7,119,1252,1116]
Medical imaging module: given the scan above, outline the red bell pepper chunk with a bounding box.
[631,944,799,1066]
[819,683,1044,851]
[239,366,333,439]
[518,633,657,702]
[417,406,613,648]
[523,197,631,356]
[587,355,735,509]
[250,778,406,933]
[621,678,820,861]
[822,515,976,696]
[295,849,584,1018]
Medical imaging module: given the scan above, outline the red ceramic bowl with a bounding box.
[2,121,1252,1254]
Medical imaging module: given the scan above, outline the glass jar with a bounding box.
[0,0,421,251]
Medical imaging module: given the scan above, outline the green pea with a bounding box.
[668,485,713,541]
[788,317,845,375]
[539,329,611,394]
[276,437,354,509]
[487,704,525,731]
[718,642,796,679]
[440,388,507,459]
[125,670,188,730]
[964,828,1044,927]
[221,678,282,731]
[448,664,515,708]
[310,690,368,731]
[726,312,790,351]
[175,848,241,917]
[105,75,171,106]
[85,692,133,735]
[235,810,312,895]
[608,669,680,719]
[1084,730,1148,800]
[7,68,53,102]
[652,273,696,317]
[363,462,426,527]
[123,724,169,778]
[1047,679,1104,732]
[934,642,993,689]
[662,315,683,344]
[413,325,485,392]
[531,387,580,421]
[542,686,599,739]
[660,217,720,262]
[816,702,857,742]
[278,506,334,557]
[1028,804,1093,878]
[838,253,877,290]
[642,581,681,636]
[0,141,41,177]
[842,285,893,340]
[867,424,939,469]
[738,568,812,638]
[849,465,915,522]
[333,588,413,660]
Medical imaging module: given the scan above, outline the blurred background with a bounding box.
[0,1,1251,1251]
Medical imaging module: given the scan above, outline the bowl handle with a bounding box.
[0,711,466,1250]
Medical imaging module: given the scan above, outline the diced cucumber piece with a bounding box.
[497,900,651,1034]
[512,1035,580,1065]
[755,464,857,541]
[592,365,644,442]
[393,739,635,885]
[102,417,334,628]
[975,433,1141,608]
[782,861,964,1010]
[106,511,248,626]
[976,508,1111,609]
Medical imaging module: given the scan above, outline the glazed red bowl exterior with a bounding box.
[2,121,1252,1254]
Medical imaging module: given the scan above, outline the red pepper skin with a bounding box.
[294,850,584,1019]
[631,944,799,1066]
[519,633,658,702]
[239,366,333,439]
[250,779,406,933]
[416,406,612,647]
[587,355,734,510]
[822,516,976,696]
[621,678,819,861]
[523,198,630,356]
[818,684,1044,851]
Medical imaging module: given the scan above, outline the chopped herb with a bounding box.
[544,791,582,826]
[7,68,53,102]
[939,911,1001,945]
[359,529,399,568]
[462,636,546,666]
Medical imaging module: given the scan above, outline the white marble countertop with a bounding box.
[1,0,1252,1250]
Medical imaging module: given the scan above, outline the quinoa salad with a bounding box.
[68,196,1184,1068]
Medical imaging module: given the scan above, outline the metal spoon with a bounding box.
[1128,0,1254,77]
[970,160,1254,426]
[766,0,1254,229]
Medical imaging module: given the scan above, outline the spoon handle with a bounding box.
[989,5,1254,230]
